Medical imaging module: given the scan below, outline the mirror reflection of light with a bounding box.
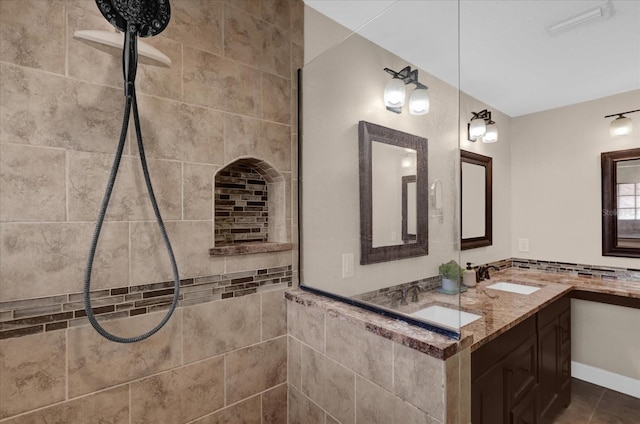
[401,155,412,168]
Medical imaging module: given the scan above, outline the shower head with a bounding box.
[96,0,170,37]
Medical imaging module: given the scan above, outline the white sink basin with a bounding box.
[411,305,482,328]
[486,282,540,295]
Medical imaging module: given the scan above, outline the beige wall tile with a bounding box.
[130,221,218,285]
[225,336,287,404]
[183,294,261,363]
[262,383,288,424]
[136,36,183,101]
[301,345,355,424]
[191,394,261,424]
[0,0,65,74]
[0,222,128,302]
[184,163,218,220]
[291,0,304,47]
[67,6,121,89]
[262,288,287,340]
[183,47,226,110]
[0,144,66,222]
[224,59,262,117]
[287,300,325,353]
[134,94,224,164]
[0,63,123,153]
[261,0,291,30]
[393,342,445,422]
[0,331,66,419]
[356,376,440,424]
[2,385,129,424]
[224,0,261,17]
[445,352,460,424]
[223,5,290,77]
[68,151,182,222]
[460,348,471,424]
[325,315,393,391]
[355,376,395,424]
[67,310,182,397]
[262,72,291,124]
[163,0,223,55]
[224,114,291,172]
[130,355,224,424]
[288,335,302,389]
[326,416,340,424]
[288,385,325,424]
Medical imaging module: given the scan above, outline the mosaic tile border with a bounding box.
[352,257,640,309]
[509,258,640,282]
[0,265,293,340]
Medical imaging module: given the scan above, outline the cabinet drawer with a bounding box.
[537,295,570,330]
[510,384,539,424]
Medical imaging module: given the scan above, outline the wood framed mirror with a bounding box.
[461,150,492,250]
[602,148,640,258]
[359,121,428,265]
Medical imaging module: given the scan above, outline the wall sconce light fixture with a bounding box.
[605,109,639,137]
[383,66,429,115]
[468,109,498,143]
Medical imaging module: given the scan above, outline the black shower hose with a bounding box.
[83,87,180,343]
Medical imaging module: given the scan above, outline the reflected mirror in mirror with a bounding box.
[461,150,492,250]
[602,148,640,257]
[402,175,417,243]
[359,121,429,264]
[371,142,417,247]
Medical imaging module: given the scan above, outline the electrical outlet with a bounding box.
[342,253,354,278]
[518,238,530,252]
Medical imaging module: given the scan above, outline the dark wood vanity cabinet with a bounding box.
[472,296,571,424]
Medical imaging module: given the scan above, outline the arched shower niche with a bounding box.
[210,157,292,256]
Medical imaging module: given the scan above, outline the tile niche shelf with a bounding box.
[209,242,293,256]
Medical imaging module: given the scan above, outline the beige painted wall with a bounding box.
[510,89,640,268]
[302,7,461,296]
[572,299,640,380]
[459,92,512,268]
[511,91,640,381]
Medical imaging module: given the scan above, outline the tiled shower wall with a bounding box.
[0,0,302,422]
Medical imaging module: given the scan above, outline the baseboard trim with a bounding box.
[572,361,640,399]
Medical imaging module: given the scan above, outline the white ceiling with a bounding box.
[304,0,640,117]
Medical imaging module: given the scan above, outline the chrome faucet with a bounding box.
[476,265,499,282]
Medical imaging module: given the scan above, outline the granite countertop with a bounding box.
[288,268,640,360]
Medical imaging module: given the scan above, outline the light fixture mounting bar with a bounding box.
[604,109,640,119]
[384,66,428,89]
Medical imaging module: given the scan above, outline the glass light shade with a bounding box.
[610,116,633,137]
[384,78,406,108]
[469,119,486,139]
[482,123,498,143]
[409,88,430,115]
[401,155,412,168]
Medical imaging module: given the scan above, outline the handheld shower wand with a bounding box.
[84,0,180,343]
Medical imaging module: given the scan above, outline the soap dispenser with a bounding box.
[463,262,477,287]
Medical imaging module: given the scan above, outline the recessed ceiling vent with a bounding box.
[545,0,614,35]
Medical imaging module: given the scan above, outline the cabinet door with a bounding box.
[472,363,506,424]
[511,385,539,424]
[538,319,559,419]
[505,336,538,410]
